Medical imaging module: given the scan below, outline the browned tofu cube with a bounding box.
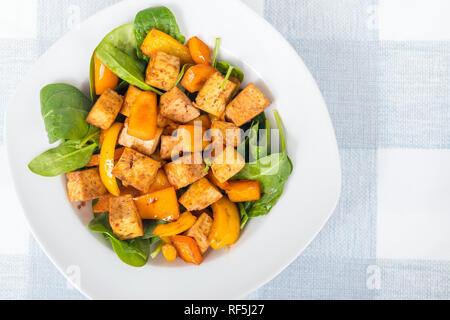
[164,153,207,189]
[118,119,163,156]
[184,212,213,254]
[210,120,242,147]
[179,178,223,211]
[195,72,237,117]
[112,147,161,193]
[109,194,143,240]
[86,89,124,129]
[120,85,142,117]
[66,168,107,202]
[225,83,271,126]
[160,87,200,123]
[211,146,245,183]
[160,135,182,160]
[145,51,180,91]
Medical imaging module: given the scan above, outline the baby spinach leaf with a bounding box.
[239,203,250,229]
[216,61,244,83]
[89,53,96,101]
[88,213,150,267]
[233,111,293,217]
[28,140,97,177]
[96,42,162,95]
[40,84,92,143]
[134,6,186,60]
[92,23,163,97]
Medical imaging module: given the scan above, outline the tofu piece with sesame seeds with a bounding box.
[66,168,107,202]
[211,146,245,183]
[120,85,142,117]
[112,147,161,193]
[118,119,163,156]
[184,212,213,254]
[195,71,237,117]
[145,51,180,91]
[179,178,223,211]
[160,87,200,123]
[86,88,124,129]
[210,120,242,147]
[109,194,144,240]
[164,153,207,189]
[225,83,271,126]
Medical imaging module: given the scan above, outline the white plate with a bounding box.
[5,0,341,299]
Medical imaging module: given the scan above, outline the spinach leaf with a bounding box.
[233,111,293,217]
[96,42,162,95]
[89,53,96,101]
[239,203,250,229]
[238,112,269,162]
[216,61,244,83]
[88,213,150,267]
[28,140,97,177]
[134,6,186,61]
[212,38,220,68]
[41,84,92,143]
[92,23,163,96]
[141,220,166,240]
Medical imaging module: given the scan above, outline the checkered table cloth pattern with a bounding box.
[0,0,449,299]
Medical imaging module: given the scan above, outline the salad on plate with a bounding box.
[28,6,292,267]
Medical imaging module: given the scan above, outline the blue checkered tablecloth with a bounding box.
[1,0,449,299]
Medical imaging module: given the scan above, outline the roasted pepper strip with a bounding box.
[152,212,197,237]
[94,52,119,95]
[208,196,240,249]
[171,235,203,265]
[99,122,123,196]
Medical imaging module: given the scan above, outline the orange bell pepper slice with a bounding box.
[208,197,240,249]
[152,212,197,237]
[186,114,212,129]
[187,36,212,65]
[162,243,178,262]
[99,122,123,196]
[226,180,261,202]
[141,29,194,65]
[180,64,216,93]
[94,52,118,95]
[128,91,157,141]
[134,186,180,221]
[171,235,203,265]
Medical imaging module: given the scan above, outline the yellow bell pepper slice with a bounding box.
[99,122,123,196]
[208,196,240,249]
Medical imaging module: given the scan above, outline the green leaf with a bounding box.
[88,213,150,267]
[40,84,92,143]
[89,53,96,102]
[216,61,244,83]
[239,203,249,229]
[150,240,164,259]
[233,111,293,217]
[96,42,163,95]
[28,140,97,177]
[134,6,186,61]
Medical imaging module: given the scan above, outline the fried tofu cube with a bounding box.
[120,85,142,117]
[185,212,213,254]
[66,168,107,202]
[211,120,242,147]
[112,147,161,193]
[118,119,163,156]
[195,72,237,117]
[160,135,181,160]
[145,51,180,91]
[211,146,245,183]
[160,87,200,123]
[86,88,124,129]
[109,194,143,240]
[225,83,271,126]
[164,153,207,189]
[179,178,223,211]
